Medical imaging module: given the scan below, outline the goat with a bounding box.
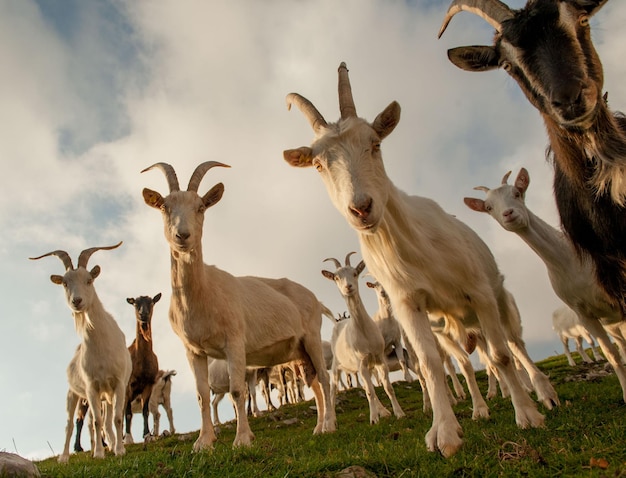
[321,252,405,424]
[146,369,176,437]
[552,306,603,366]
[207,359,260,425]
[30,243,130,462]
[438,0,626,317]
[141,162,336,450]
[464,167,626,400]
[124,293,161,444]
[284,62,552,457]
[365,280,414,383]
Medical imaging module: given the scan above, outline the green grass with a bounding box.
[36,354,626,477]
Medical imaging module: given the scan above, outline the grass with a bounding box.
[35,354,626,477]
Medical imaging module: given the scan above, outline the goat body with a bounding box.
[124,293,161,444]
[283,63,551,457]
[439,0,626,315]
[142,162,335,451]
[465,167,626,400]
[30,243,131,462]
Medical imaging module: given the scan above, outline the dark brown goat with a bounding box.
[438,0,626,316]
[124,293,161,443]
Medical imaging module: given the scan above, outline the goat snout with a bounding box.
[349,197,373,221]
[502,209,515,222]
[176,231,190,242]
[72,297,83,308]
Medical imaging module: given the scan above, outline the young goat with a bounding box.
[124,293,161,444]
[30,243,130,462]
[465,167,626,401]
[322,252,405,424]
[552,306,603,367]
[142,162,335,450]
[207,359,260,425]
[146,369,176,437]
[439,0,626,317]
[284,62,552,457]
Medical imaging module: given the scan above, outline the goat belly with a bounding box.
[246,337,299,367]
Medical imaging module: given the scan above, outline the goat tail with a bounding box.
[319,303,335,322]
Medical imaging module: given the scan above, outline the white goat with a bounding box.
[552,306,603,367]
[142,162,335,450]
[284,62,551,457]
[132,369,176,437]
[464,167,626,400]
[365,280,413,383]
[207,359,260,425]
[322,252,405,424]
[30,243,131,462]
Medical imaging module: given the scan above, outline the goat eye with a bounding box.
[372,142,381,153]
[313,160,323,172]
[579,15,589,27]
[501,61,512,72]
[198,205,206,214]
[485,205,492,212]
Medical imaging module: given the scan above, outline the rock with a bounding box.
[336,465,377,478]
[0,452,40,477]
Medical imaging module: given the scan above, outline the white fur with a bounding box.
[322,254,405,424]
[552,306,603,366]
[142,162,336,451]
[207,360,260,425]
[31,245,131,463]
[284,63,548,457]
[130,369,176,437]
[465,167,626,400]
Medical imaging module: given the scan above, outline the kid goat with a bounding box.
[283,63,551,457]
[30,243,130,462]
[322,252,405,424]
[438,0,626,317]
[464,167,626,400]
[124,293,162,443]
[141,162,336,450]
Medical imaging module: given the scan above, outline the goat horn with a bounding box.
[344,251,357,267]
[29,250,74,271]
[438,0,514,38]
[323,257,341,269]
[77,241,123,269]
[286,93,328,133]
[187,161,231,193]
[473,186,490,192]
[501,171,512,184]
[338,62,357,119]
[141,163,181,193]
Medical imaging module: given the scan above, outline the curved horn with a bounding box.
[286,93,328,133]
[438,0,514,38]
[187,161,231,193]
[141,163,180,193]
[501,171,512,184]
[29,250,74,271]
[77,241,123,269]
[338,62,357,119]
[323,257,341,269]
[473,186,490,193]
[344,251,357,267]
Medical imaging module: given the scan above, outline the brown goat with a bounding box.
[439,0,626,317]
[124,293,161,443]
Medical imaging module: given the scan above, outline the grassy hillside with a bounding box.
[36,354,626,477]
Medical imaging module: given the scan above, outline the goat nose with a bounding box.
[550,83,583,110]
[176,231,190,241]
[72,297,82,307]
[349,197,373,220]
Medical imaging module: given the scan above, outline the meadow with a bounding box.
[35,354,626,477]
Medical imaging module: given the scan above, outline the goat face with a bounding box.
[127,293,161,335]
[322,259,366,298]
[51,266,100,313]
[143,187,224,256]
[284,63,401,234]
[440,0,606,130]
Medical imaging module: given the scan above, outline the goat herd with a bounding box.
[28,0,626,462]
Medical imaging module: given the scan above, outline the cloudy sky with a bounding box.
[2,0,625,461]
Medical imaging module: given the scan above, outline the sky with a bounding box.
[2,0,625,461]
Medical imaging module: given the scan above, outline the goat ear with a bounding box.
[153,292,162,303]
[90,265,101,279]
[127,298,135,305]
[321,270,335,281]
[143,188,164,209]
[50,275,63,285]
[464,197,487,213]
[283,147,314,167]
[515,168,530,194]
[447,46,499,72]
[356,260,366,275]
[202,183,225,210]
[372,101,401,140]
